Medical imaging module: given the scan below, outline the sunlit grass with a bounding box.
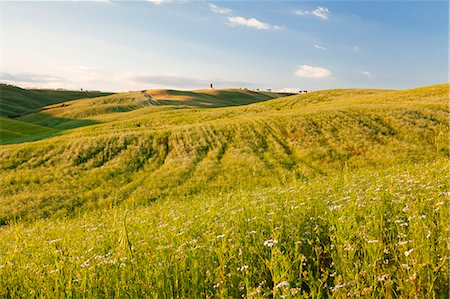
[0,160,447,297]
[0,83,448,297]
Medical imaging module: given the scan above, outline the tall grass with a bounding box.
[0,160,447,297]
[0,83,448,297]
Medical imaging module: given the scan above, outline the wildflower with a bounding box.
[367,239,378,244]
[263,239,278,247]
[343,243,354,251]
[376,274,390,282]
[330,283,346,292]
[275,281,290,289]
[290,288,300,296]
[217,234,225,239]
[426,231,431,239]
[237,265,249,272]
[401,264,410,270]
[404,248,414,257]
[328,205,341,211]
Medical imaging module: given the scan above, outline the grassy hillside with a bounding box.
[0,117,58,145]
[1,83,447,221]
[16,88,289,125]
[0,83,448,297]
[0,84,113,118]
[2,88,289,143]
[146,88,291,108]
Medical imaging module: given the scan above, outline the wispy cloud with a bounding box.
[0,72,62,84]
[296,6,330,20]
[118,72,255,89]
[361,71,373,78]
[147,0,172,5]
[0,66,106,89]
[227,16,282,30]
[350,46,360,52]
[314,45,327,51]
[96,0,112,3]
[312,6,330,20]
[1,70,256,91]
[295,65,332,78]
[209,3,232,15]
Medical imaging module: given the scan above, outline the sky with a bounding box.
[1,0,448,92]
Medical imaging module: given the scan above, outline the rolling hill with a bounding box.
[1,87,291,143]
[17,88,291,123]
[0,83,448,298]
[0,83,447,222]
[0,84,113,118]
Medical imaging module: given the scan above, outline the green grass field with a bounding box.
[0,83,448,297]
[2,87,290,144]
[0,84,113,118]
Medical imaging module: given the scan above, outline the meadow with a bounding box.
[0,83,448,297]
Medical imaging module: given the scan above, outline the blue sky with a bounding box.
[1,1,448,92]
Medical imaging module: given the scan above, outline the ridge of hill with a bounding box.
[0,83,113,118]
[1,88,292,143]
[16,88,291,125]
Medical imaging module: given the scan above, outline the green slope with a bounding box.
[2,88,290,143]
[0,83,447,222]
[16,88,291,126]
[0,117,58,144]
[146,88,291,108]
[0,84,113,117]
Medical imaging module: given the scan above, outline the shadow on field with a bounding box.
[0,113,100,145]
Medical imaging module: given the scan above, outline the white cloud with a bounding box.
[314,45,327,51]
[296,6,330,20]
[312,6,330,20]
[209,3,232,15]
[0,66,105,88]
[295,65,332,78]
[350,46,360,52]
[361,71,373,78]
[116,72,255,89]
[147,0,172,5]
[0,72,62,84]
[227,16,282,30]
[1,70,257,91]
